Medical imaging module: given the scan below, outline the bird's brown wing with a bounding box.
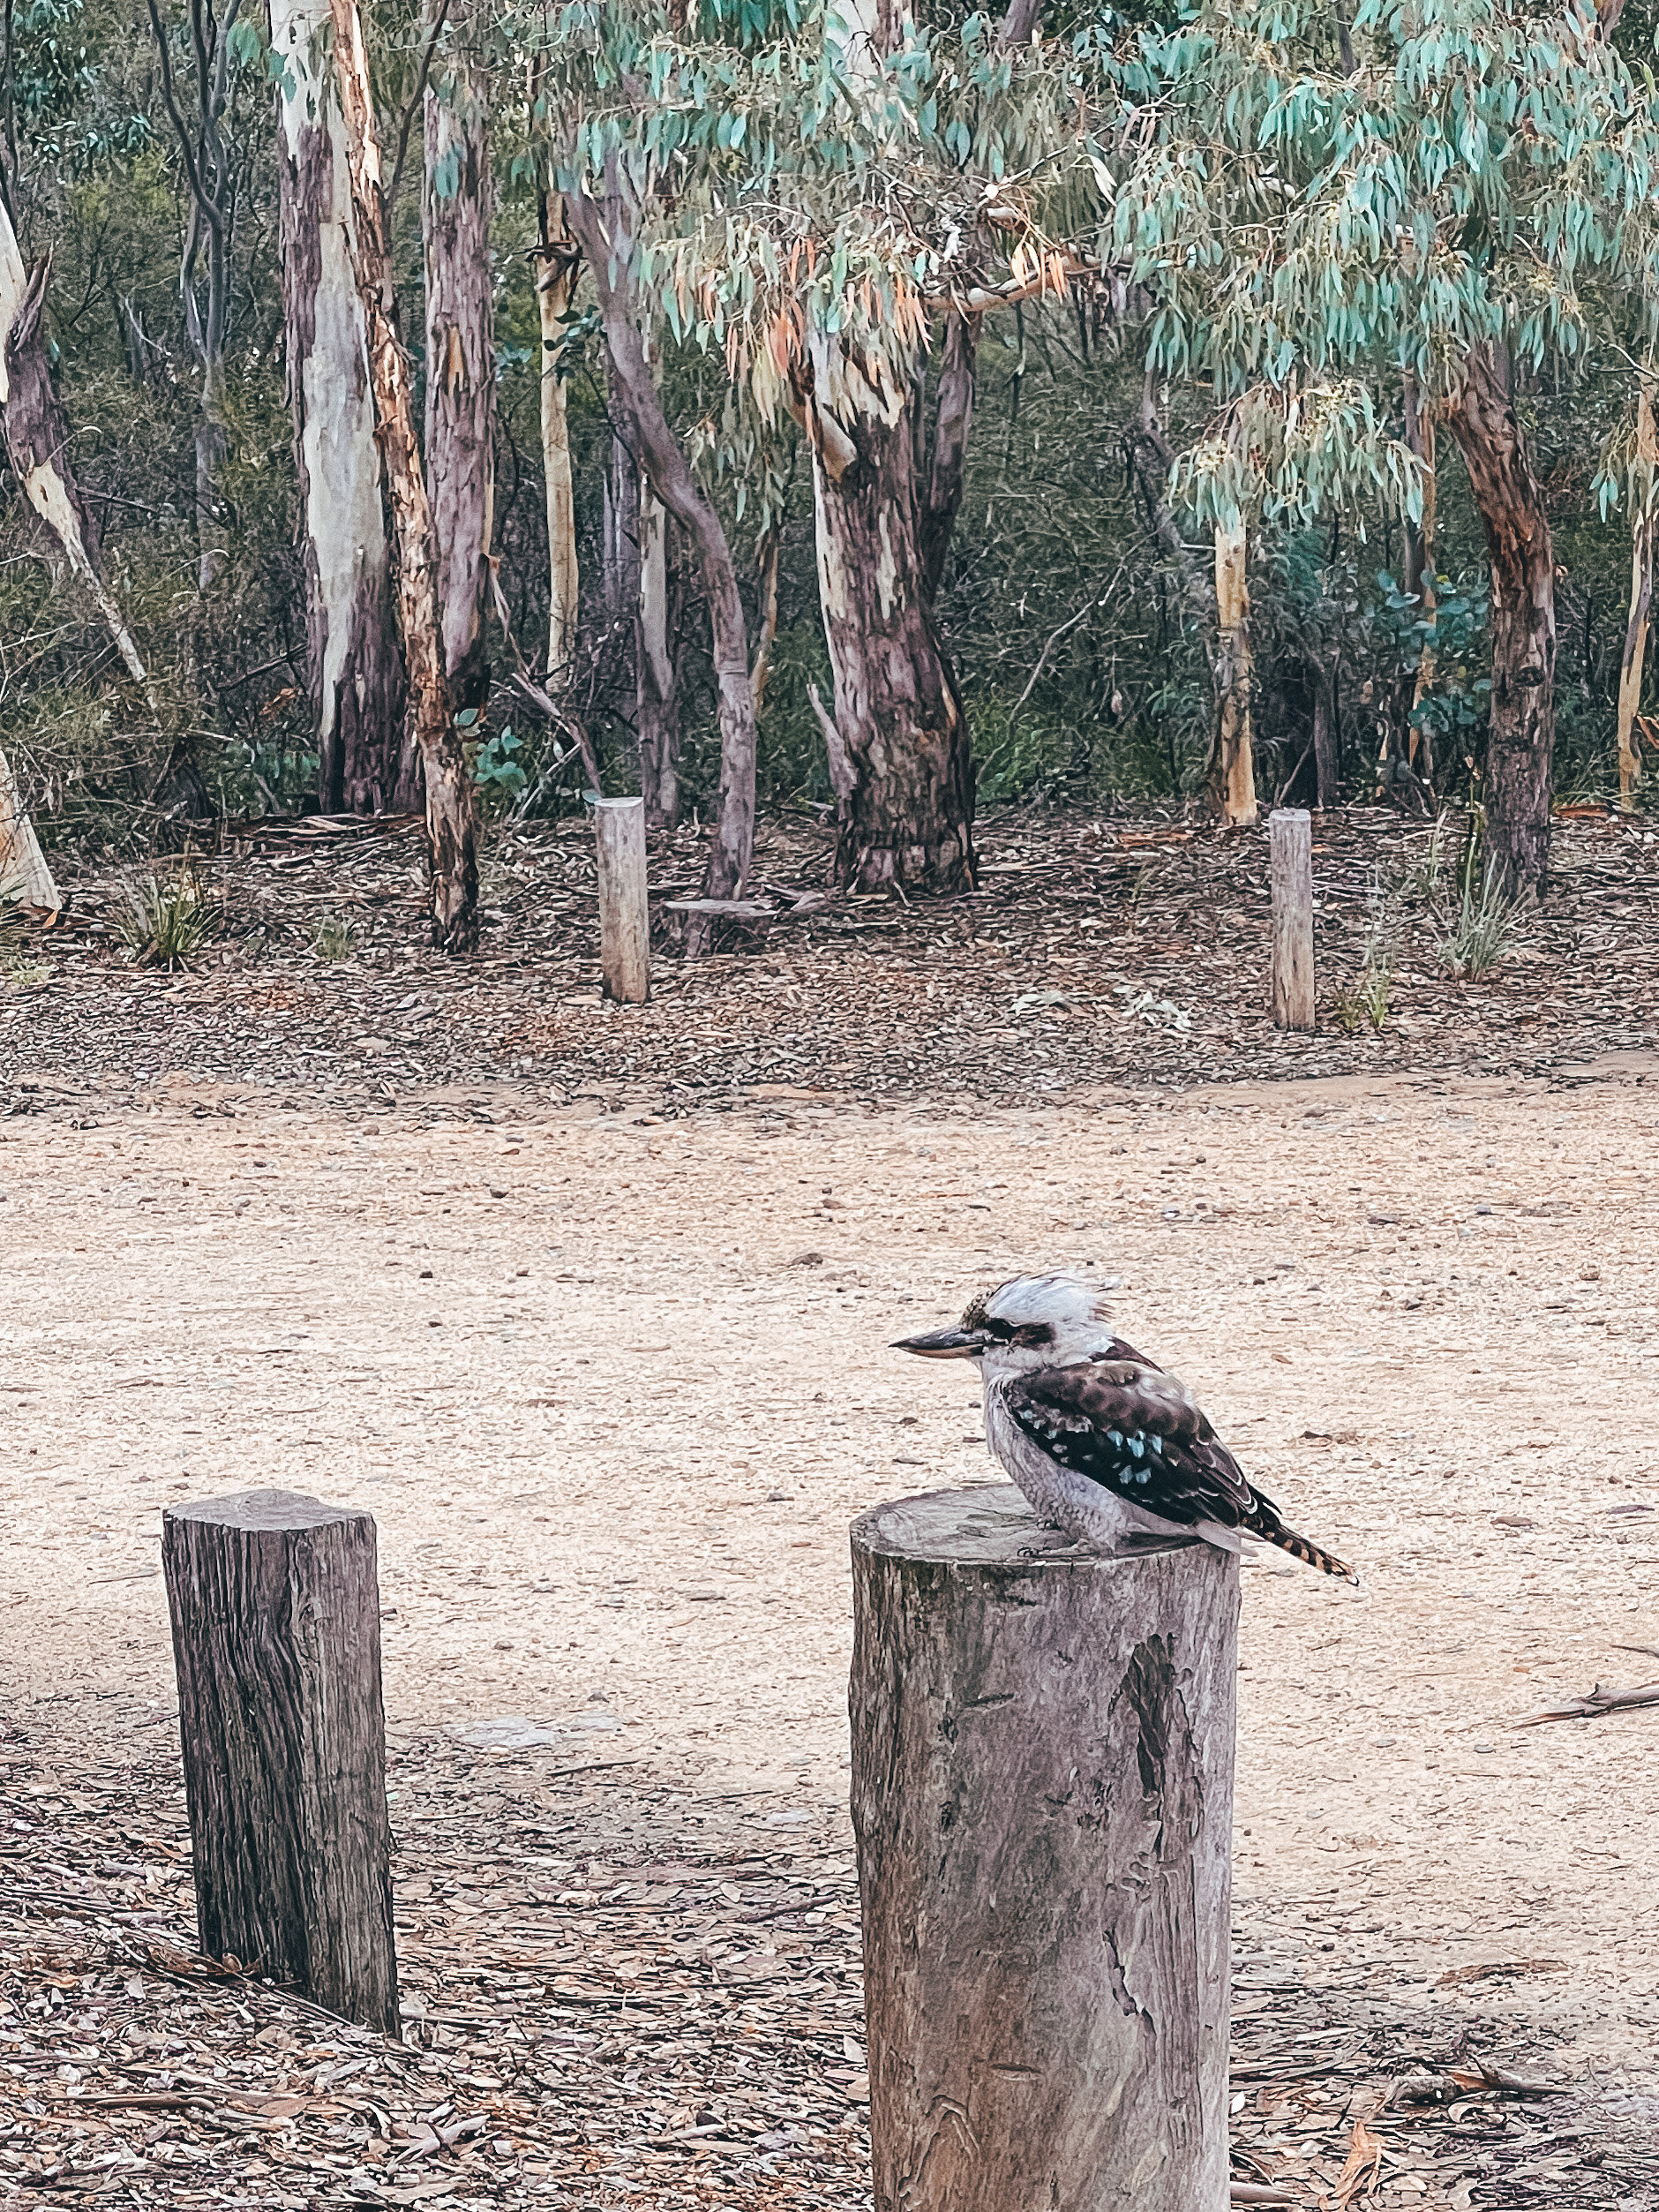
[1003,1355,1254,1528]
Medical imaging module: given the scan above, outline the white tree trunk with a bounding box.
[0,203,148,692]
[0,745,61,911]
[1212,516,1257,826]
[273,0,409,812]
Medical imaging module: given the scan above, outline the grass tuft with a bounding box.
[1440,863,1520,980]
[116,866,216,970]
[312,914,360,962]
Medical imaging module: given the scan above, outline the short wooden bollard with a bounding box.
[1269,805,1316,1030]
[850,1485,1239,2212]
[161,1489,399,2035]
[593,794,649,1003]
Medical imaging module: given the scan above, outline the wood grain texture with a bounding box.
[1269,808,1316,1031]
[594,796,650,1004]
[850,1484,1238,2212]
[161,1488,398,2035]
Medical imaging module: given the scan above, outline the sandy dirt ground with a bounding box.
[4,1053,1659,2088]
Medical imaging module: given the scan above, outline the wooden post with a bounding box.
[161,1488,398,2035]
[1269,806,1316,1030]
[593,794,649,1003]
[850,1484,1238,2212]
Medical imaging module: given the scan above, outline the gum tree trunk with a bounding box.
[272,0,409,813]
[330,0,478,951]
[564,186,756,953]
[1616,382,1656,814]
[423,0,494,711]
[1209,515,1257,826]
[0,208,148,688]
[1445,341,1556,894]
[636,483,680,824]
[535,186,580,687]
[806,340,975,892]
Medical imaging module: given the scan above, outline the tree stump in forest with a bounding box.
[161,1488,398,2035]
[592,794,650,1003]
[850,1484,1239,2212]
[1269,806,1316,1030]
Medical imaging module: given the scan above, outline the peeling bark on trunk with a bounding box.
[1445,342,1556,895]
[1377,373,1438,799]
[1210,516,1257,826]
[636,484,680,825]
[803,335,974,890]
[329,0,478,952]
[272,0,409,814]
[535,188,579,688]
[0,741,60,910]
[917,310,980,602]
[422,0,494,711]
[0,207,149,689]
[1617,382,1656,814]
[563,188,755,955]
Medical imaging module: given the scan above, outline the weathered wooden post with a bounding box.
[850,1484,1238,2212]
[592,794,649,1004]
[1269,805,1316,1030]
[161,1488,398,2035]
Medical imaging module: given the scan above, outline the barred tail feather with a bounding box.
[1245,1497,1358,1585]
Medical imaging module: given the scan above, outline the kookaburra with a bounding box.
[895,1273,1355,1582]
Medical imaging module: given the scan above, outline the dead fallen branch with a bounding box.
[1513,1675,1659,1725]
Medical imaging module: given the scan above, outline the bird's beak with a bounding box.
[890,1326,987,1359]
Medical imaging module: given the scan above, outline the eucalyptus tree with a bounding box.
[535,0,1100,892]
[330,0,480,948]
[1109,0,1659,890]
[144,0,244,593]
[271,0,410,812]
[423,0,497,709]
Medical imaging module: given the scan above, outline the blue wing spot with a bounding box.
[1108,1429,1124,1448]
[1128,1434,1145,1460]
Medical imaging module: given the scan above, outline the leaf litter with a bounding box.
[4,1715,1657,2210]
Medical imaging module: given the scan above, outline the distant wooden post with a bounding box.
[593,794,649,1003]
[1269,806,1316,1030]
[850,1485,1238,2212]
[161,1489,398,2035]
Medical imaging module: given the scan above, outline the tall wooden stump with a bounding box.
[1269,805,1316,1030]
[593,794,649,1003]
[161,1488,398,2035]
[850,1484,1239,2212]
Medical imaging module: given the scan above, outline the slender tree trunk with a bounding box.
[1617,381,1656,814]
[1396,373,1438,793]
[422,0,493,711]
[1210,515,1257,825]
[1445,341,1556,894]
[603,405,640,652]
[535,186,579,688]
[272,0,409,813]
[0,210,149,689]
[564,187,756,952]
[636,483,680,824]
[749,515,782,717]
[329,0,478,951]
[194,369,229,592]
[804,332,974,889]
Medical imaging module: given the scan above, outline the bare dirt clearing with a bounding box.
[4,1027,1659,2202]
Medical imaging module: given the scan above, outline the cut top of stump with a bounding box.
[852,1483,1199,1568]
[163,1487,368,1534]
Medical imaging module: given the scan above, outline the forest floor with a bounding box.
[4,802,1659,2208]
